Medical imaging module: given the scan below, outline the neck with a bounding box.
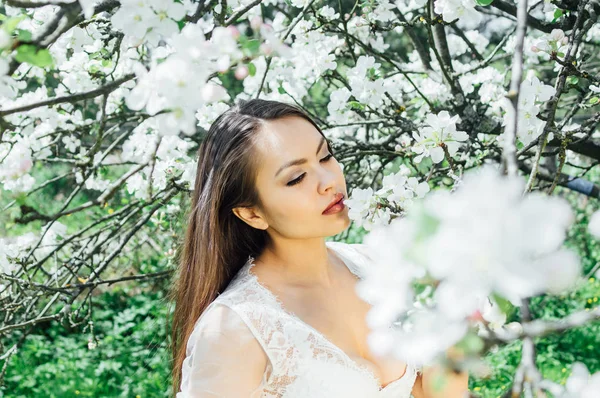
[256,238,337,289]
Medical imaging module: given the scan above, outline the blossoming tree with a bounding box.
[1,0,600,395]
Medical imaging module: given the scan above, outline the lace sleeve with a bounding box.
[178,302,270,398]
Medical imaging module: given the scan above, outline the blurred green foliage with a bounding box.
[3,288,172,398]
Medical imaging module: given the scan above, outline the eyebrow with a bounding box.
[274,136,327,178]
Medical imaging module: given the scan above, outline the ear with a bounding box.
[232,206,268,230]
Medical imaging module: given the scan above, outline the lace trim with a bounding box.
[240,243,418,392]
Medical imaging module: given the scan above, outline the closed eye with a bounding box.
[286,153,334,186]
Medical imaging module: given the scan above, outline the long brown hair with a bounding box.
[168,98,334,396]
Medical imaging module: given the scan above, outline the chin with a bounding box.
[327,214,351,233]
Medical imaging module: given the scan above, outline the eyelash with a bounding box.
[286,153,334,186]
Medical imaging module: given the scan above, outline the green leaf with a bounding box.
[16,29,32,42]
[347,100,365,110]
[278,85,286,94]
[590,97,599,104]
[476,0,494,5]
[552,8,563,22]
[243,38,260,55]
[557,51,565,57]
[2,15,28,33]
[247,62,256,77]
[491,293,514,316]
[516,140,524,150]
[15,44,53,68]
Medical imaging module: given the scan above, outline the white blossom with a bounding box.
[531,29,569,56]
[111,0,186,47]
[357,164,581,365]
[411,111,469,164]
[319,6,339,20]
[433,0,481,26]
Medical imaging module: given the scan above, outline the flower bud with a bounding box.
[235,64,249,80]
[226,26,240,39]
[250,15,263,30]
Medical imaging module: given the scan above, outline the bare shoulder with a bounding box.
[410,373,426,398]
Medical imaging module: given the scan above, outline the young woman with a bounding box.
[170,99,469,397]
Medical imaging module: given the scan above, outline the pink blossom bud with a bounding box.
[531,45,540,53]
[468,309,485,323]
[235,64,249,80]
[250,15,262,30]
[202,82,228,103]
[226,26,240,39]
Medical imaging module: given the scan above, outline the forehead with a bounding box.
[256,115,321,151]
[253,116,324,174]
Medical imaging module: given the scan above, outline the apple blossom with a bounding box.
[433,0,482,25]
[411,111,469,164]
[356,165,581,365]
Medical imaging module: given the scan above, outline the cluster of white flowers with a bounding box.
[531,29,570,58]
[110,0,188,47]
[346,56,388,109]
[346,165,430,231]
[318,6,340,20]
[347,13,390,53]
[327,87,353,124]
[0,141,34,185]
[361,0,397,23]
[0,232,37,276]
[433,0,481,26]
[380,166,431,206]
[118,119,197,200]
[500,71,556,146]
[126,24,239,136]
[355,165,581,366]
[411,111,469,164]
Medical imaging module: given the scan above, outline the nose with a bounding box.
[318,167,337,195]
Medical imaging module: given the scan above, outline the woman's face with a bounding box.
[246,115,350,239]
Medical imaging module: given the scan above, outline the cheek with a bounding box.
[275,188,322,223]
[260,187,314,222]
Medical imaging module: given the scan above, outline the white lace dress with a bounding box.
[178,241,419,397]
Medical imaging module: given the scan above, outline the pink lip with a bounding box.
[323,193,344,214]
